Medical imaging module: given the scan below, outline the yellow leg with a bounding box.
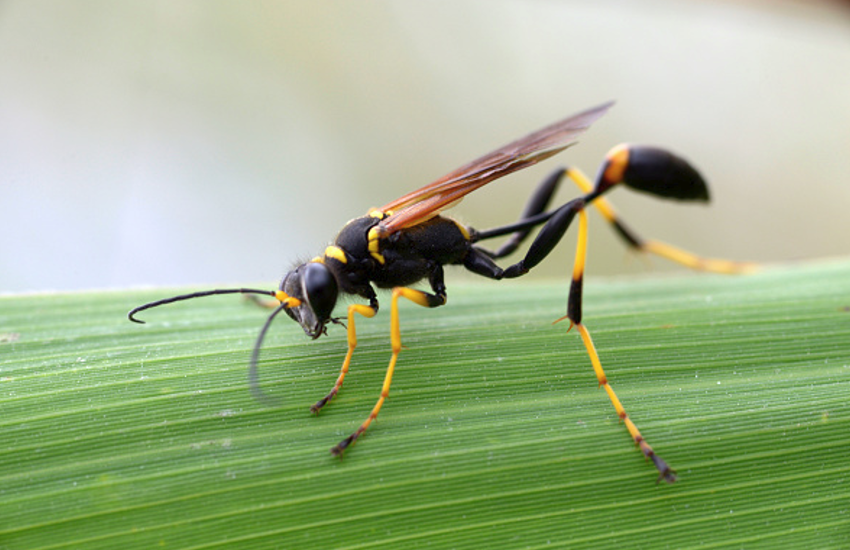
[330,287,445,456]
[568,168,619,224]
[311,303,377,414]
[566,208,676,483]
[641,240,758,274]
[574,323,676,483]
[567,167,757,275]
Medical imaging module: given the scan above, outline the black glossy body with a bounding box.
[623,147,709,201]
[126,136,714,482]
[330,214,470,296]
[284,145,710,340]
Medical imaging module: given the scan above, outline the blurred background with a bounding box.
[1,0,849,293]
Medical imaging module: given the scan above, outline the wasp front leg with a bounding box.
[331,269,447,456]
[311,296,379,414]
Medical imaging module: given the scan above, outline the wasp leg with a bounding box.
[473,147,755,274]
[480,168,567,259]
[311,298,379,414]
[568,152,756,274]
[564,209,677,483]
[330,283,447,456]
[469,203,677,482]
[463,197,584,280]
[502,198,585,278]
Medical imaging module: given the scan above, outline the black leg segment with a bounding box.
[483,168,567,259]
[502,198,585,279]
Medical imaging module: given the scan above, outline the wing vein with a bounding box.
[378,101,613,234]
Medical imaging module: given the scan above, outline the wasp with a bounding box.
[130,102,752,483]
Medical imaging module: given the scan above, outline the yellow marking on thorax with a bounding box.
[324,245,348,264]
[451,218,471,241]
[367,226,386,264]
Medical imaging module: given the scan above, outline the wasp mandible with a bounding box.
[130,102,752,483]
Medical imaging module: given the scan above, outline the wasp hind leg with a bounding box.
[466,200,677,482]
[567,147,756,274]
[478,168,567,259]
[330,270,447,456]
[474,150,755,274]
[563,209,676,483]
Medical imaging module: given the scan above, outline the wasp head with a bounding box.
[279,261,339,339]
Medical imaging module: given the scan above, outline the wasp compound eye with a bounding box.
[302,262,338,323]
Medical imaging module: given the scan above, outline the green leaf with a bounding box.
[2,261,849,549]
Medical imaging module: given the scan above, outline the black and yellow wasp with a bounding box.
[130,102,751,483]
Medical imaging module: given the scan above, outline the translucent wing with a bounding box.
[376,101,613,235]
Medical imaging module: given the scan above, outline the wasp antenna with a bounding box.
[127,288,277,323]
[249,303,288,406]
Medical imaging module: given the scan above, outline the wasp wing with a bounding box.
[376,101,614,235]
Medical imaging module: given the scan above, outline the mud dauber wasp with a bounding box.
[129,102,752,483]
